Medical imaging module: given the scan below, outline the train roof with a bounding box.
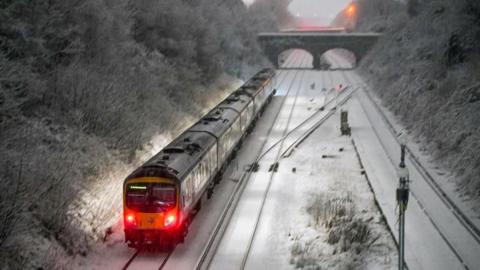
[239,81,265,97]
[238,70,275,97]
[125,67,275,184]
[189,107,239,138]
[253,68,275,79]
[126,130,216,181]
[217,90,252,113]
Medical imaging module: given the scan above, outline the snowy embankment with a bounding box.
[0,0,283,268]
[356,0,480,208]
[324,52,480,269]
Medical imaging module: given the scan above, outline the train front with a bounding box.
[123,176,181,248]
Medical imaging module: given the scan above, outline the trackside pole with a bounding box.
[336,84,344,110]
[335,85,339,109]
[397,133,410,270]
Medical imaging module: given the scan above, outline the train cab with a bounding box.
[123,172,182,248]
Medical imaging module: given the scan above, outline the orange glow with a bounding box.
[346,4,356,17]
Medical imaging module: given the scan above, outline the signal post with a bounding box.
[397,133,410,270]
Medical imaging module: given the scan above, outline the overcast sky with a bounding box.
[243,0,351,25]
[288,0,351,24]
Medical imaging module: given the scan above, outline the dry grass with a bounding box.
[289,192,372,269]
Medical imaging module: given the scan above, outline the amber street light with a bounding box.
[346,4,356,17]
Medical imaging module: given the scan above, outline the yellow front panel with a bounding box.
[138,212,165,229]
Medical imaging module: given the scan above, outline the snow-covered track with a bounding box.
[121,249,172,270]
[340,68,480,243]
[331,61,478,269]
[205,71,350,269]
[255,85,353,160]
[238,66,307,270]
[117,50,304,270]
[156,252,172,269]
[238,70,354,269]
[354,79,470,270]
[121,250,140,270]
[280,87,356,158]
[360,84,480,245]
[195,57,309,270]
[329,54,480,247]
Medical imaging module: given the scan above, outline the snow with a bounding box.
[349,96,465,270]
[74,49,480,270]
[327,52,480,269]
[71,51,304,269]
[209,51,397,270]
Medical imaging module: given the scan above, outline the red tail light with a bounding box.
[126,214,135,223]
[125,213,136,227]
[164,211,177,228]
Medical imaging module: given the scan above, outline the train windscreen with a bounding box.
[151,184,176,207]
[126,183,176,212]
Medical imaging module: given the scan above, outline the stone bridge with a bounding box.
[257,32,381,69]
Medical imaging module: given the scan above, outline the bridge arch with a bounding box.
[278,48,315,68]
[320,48,357,70]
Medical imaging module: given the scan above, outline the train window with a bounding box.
[151,184,176,208]
[126,184,147,207]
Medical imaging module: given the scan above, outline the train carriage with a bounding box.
[240,69,276,116]
[218,92,254,134]
[123,131,217,247]
[123,68,276,249]
[190,107,242,172]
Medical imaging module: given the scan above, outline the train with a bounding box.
[123,68,276,249]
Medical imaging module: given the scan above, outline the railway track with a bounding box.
[280,88,356,158]
[196,67,355,269]
[238,80,356,269]
[121,250,140,270]
[328,54,479,269]
[238,60,308,270]
[120,52,479,270]
[194,54,309,270]
[253,86,353,161]
[121,248,172,270]
[359,79,480,244]
[120,51,306,270]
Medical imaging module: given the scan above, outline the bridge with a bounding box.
[257,32,382,69]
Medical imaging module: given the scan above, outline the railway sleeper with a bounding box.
[268,162,279,172]
[246,162,259,172]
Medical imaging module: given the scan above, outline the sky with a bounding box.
[243,0,351,25]
[288,0,351,24]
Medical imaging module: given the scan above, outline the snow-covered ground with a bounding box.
[208,52,397,270]
[74,50,397,269]
[327,52,480,269]
[72,50,318,269]
[74,49,480,270]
